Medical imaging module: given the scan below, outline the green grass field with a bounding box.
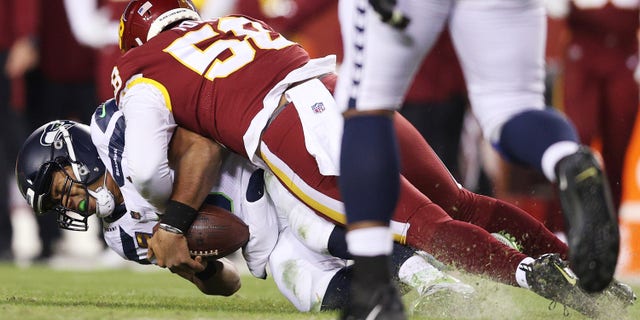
[0,263,637,320]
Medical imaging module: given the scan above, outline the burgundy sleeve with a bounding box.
[13,0,40,39]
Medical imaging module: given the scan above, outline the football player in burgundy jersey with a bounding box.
[550,1,639,212]
[335,0,621,300]
[108,1,630,315]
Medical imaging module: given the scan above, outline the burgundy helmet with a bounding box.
[119,0,200,52]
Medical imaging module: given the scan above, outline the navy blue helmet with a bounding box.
[15,120,105,230]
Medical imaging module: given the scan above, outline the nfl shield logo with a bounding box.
[311,102,325,113]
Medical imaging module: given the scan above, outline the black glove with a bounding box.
[368,0,410,30]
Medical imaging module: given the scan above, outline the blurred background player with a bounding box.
[0,0,38,263]
[546,0,639,212]
[4,0,100,263]
[63,0,128,103]
[334,0,620,303]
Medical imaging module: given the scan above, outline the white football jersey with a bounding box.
[89,101,279,278]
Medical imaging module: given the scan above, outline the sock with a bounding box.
[340,115,400,223]
[515,257,536,289]
[347,228,394,287]
[346,226,394,257]
[540,141,580,182]
[328,226,350,259]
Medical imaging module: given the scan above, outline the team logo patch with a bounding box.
[311,102,325,113]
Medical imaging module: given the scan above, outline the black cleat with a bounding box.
[522,253,598,317]
[341,282,406,320]
[555,147,619,293]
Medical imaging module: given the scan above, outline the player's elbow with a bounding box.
[129,159,173,207]
[198,259,242,296]
[200,277,241,296]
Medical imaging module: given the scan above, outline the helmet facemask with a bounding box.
[29,158,92,232]
[39,157,113,232]
[51,162,116,231]
[53,164,92,232]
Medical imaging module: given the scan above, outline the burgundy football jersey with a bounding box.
[568,2,639,49]
[113,15,310,156]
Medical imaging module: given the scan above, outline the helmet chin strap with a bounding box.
[87,174,115,218]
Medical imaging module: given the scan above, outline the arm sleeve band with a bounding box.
[160,200,199,233]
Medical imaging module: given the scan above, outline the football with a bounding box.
[186,204,249,259]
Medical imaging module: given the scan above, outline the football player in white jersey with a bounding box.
[13,101,475,313]
[334,5,620,319]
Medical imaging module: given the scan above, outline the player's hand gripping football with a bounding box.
[148,228,206,273]
[368,0,410,30]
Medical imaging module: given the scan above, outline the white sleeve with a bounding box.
[120,83,177,212]
[199,0,236,19]
[544,0,569,19]
[63,0,119,48]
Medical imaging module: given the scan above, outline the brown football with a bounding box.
[186,204,249,259]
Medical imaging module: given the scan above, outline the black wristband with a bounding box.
[160,200,199,234]
[195,260,220,281]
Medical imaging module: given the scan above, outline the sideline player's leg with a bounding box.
[450,0,618,293]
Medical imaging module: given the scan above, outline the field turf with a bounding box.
[0,263,637,319]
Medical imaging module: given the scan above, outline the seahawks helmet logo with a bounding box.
[40,121,76,148]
